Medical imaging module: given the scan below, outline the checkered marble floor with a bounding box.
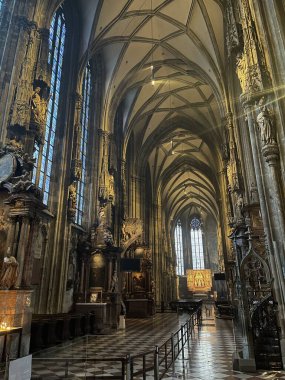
[31,307,285,379]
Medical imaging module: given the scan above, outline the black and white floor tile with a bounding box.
[31,307,285,379]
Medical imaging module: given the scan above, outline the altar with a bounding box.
[121,244,155,318]
[75,303,109,333]
[125,298,154,318]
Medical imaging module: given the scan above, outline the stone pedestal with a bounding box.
[0,290,33,359]
[75,303,110,333]
[126,298,154,318]
[232,350,256,372]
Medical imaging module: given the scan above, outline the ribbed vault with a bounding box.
[74,0,227,223]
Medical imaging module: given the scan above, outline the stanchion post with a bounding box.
[125,354,131,380]
[65,360,69,377]
[154,345,159,380]
[181,325,184,361]
[171,333,175,372]
[143,354,146,380]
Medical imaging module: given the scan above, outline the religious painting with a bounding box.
[90,287,103,303]
[90,293,98,303]
[187,269,212,292]
[132,272,146,291]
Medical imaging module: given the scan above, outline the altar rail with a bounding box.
[31,306,202,379]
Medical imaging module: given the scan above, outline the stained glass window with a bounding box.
[33,6,66,205]
[190,217,204,270]
[75,64,91,225]
[174,219,184,275]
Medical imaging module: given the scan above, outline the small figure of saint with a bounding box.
[68,183,77,210]
[98,206,106,226]
[256,97,276,146]
[236,53,247,93]
[110,270,118,292]
[194,272,205,288]
[0,247,19,289]
[31,87,44,125]
[108,172,115,202]
[235,193,244,221]
[121,222,127,241]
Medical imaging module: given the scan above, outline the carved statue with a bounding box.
[72,158,82,182]
[235,193,244,221]
[68,183,77,210]
[121,222,128,241]
[250,182,259,203]
[98,206,106,226]
[31,87,45,125]
[121,218,143,244]
[256,97,276,147]
[226,156,239,191]
[108,172,115,202]
[30,86,50,143]
[236,53,247,93]
[103,227,113,246]
[72,122,82,181]
[6,137,23,152]
[110,270,118,292]
[0,248,19,289]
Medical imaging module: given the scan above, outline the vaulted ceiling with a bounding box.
[76,0,227,223]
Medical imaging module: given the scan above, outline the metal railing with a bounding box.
[32,357,126,379]
[31,307,202,379]
[129,307,202,379]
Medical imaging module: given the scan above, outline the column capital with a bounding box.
[97,129,110,138]
[262,144,279,166]
[73,93,83,107]
[38,28,49,40]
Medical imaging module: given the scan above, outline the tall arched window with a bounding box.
[190,217,204,269]
[33,6,66,205]
[174,219,184,275]
[75,64,91,225]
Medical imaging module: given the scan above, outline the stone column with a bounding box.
[98,129,110,202]
[16,217,31,287]
[243,100,285,365]
[152,202,160,302]
[5,217,18,255]
[120,159,127,218]
[20,218,34,287]
[230,227,256,370]
[230,0,285,366]
[67,93,83,221]
[131,175,144,219]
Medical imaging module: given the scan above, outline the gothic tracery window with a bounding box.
[33,6,66,205]
[75,64,91,225]
[190,217,205,270]
[174,219,184,275]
